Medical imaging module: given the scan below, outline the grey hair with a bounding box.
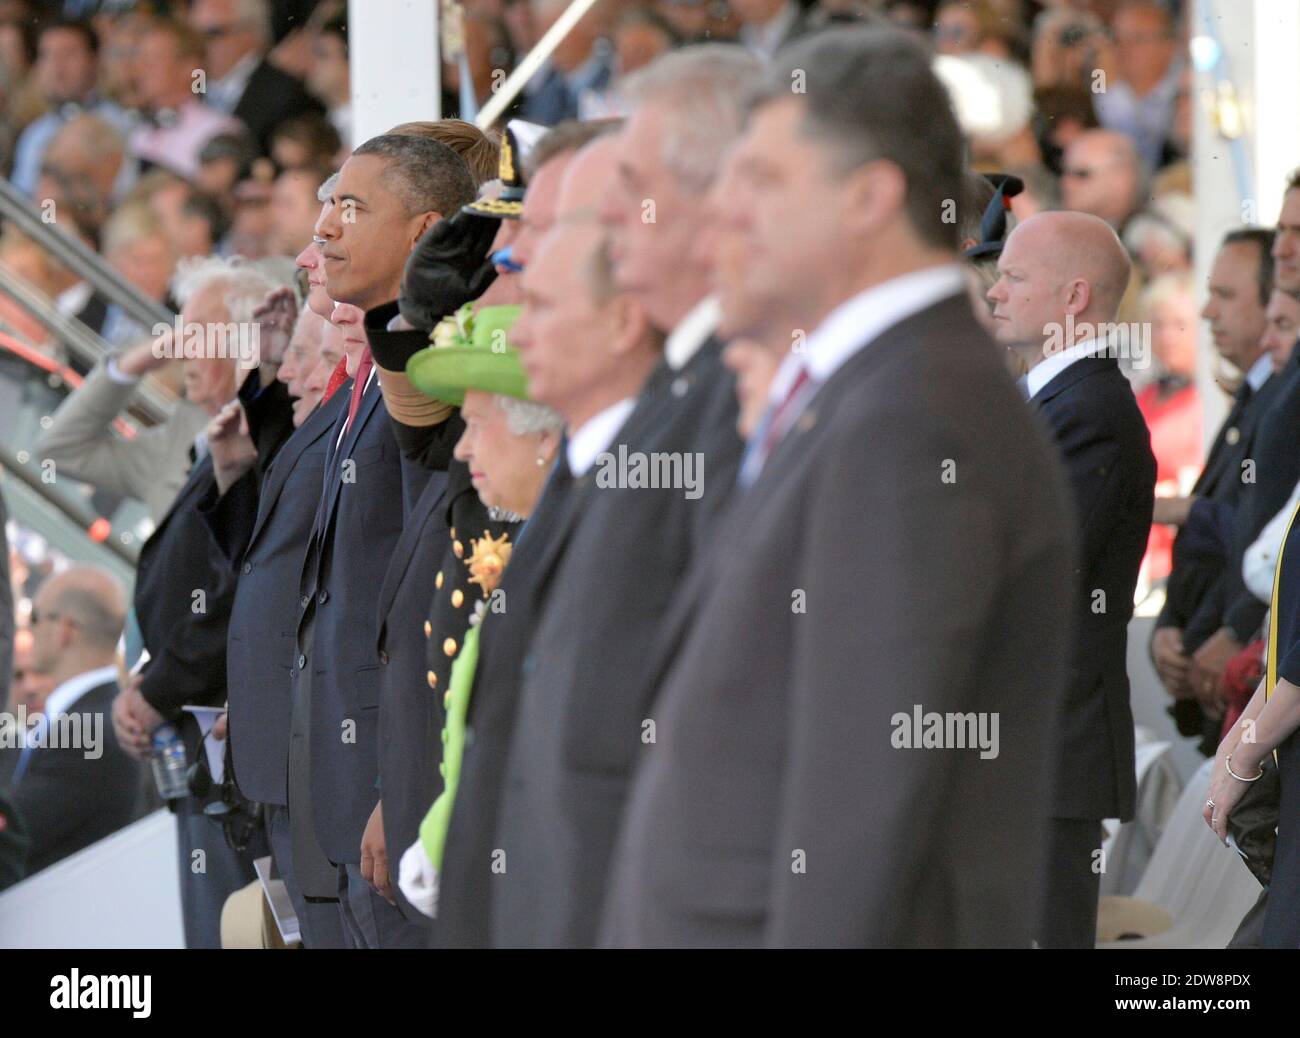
[172,254,287,324]
[620,44,764,192]
[495,394,564,437]
[317,172,339,203]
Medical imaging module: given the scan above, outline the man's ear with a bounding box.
[1064,277,1092,316]
[410,210,445,250]
[841,160,907,241]
[607,293,651,357]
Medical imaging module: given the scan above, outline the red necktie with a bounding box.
[760,364,811,460]
[344,349,374,434]
[322,357,349,403]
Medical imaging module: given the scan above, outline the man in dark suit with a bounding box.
[429,124,617,948]
[110,264,280,948]
[989,210,1157,947]
[1186,195,1300,737]
[189,0,323,153]
[11,566,140,874]
[602,29,1076,948]
[201,306,348,948]
[295,134,475,947]
[0,788,25,892]
[485,46,759,948]
[1150,230,1276,750]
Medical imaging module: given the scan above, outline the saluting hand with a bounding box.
[209,401,257,495]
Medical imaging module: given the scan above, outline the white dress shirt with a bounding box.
[566,397,636,477]
[1025,336,1107,400]
[763,262,968,415]
[1245,352,1275,393]
[42,665,119,720]
[664,296,720,372]
[1245,478,1300,603]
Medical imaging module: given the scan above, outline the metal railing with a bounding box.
[0,262,175,426]
[0,176,174,332]
[0,441,139,568]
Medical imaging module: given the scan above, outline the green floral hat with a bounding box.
[406,303,528,406]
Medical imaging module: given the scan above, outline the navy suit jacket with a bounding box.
[1033,355,1156,821]
[295,376,436,863]
[11,680,142,873]
[205,388,347,805]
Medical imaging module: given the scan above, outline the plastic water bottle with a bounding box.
[150,723,189,800]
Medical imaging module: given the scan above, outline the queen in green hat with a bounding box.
[397,303,563,917]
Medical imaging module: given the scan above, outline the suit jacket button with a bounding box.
[297,653,307,669]
[300,595,310,609]
[318,589,329,605]
[242,562,252,574]
[379,650,389,665]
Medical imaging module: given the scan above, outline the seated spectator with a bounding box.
[128,18,243,180]
[195,131,257,216]
[1032,84,1099,176]
[268,165,331,256]
[1137,272,1202,586]
[8,628,56,716]
[34,112,134,240]
[578,9,680,119]
[98,201,178,348]
[8,565,141,875]
[733,0,812,58]
[523,0,614,126]
[269,112,341,171]
[1061,128,1149,233]
[97,9,149,111]
[1094,0,1182,172]
[1124,191,1194,281]
[304,6,350,150]
[188,0,324,154]
[1030,5,1109,94]
[10,18,133,195]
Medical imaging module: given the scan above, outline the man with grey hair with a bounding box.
[477,45,759,948]
[602,27,1077,948]
[189,0,323,153]
[100,255,287,948]
[11,565,140,875]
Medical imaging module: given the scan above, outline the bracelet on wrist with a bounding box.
[1226,752,1264,782]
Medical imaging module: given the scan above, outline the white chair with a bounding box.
[1100,730,1184,897]
[1098,757,1263,948]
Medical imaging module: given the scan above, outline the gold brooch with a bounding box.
[466,530,512,598]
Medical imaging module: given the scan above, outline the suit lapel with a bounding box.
[375,468,449,637]
[1030,355,1119,410]
[247,389,345,551]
